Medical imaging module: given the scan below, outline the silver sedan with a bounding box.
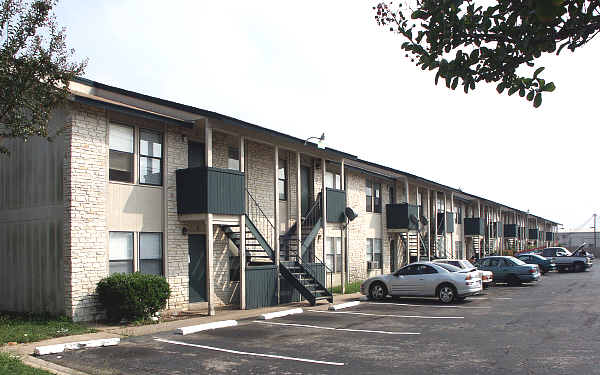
[360,262,482,304]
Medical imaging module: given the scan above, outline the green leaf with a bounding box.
[533,93,542,108]
[544,82,556,92]
[519,88,525,97]
[527,91,535,101]
[435,71,441,85]
[533,67,545,78]
[451,77,459,90]
[496,82,506,94]
[508,86,518,96]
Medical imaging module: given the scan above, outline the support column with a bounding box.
[239,136,246,310]
[274,147,280,304]
[433,191,438,258]
[206,214,215,316]
[405,178,410,263]
[205,124,215,316]
[450,192,454,259]
[340,159,345,293]
[321,158,327,264]
[443,191,447,258]
[427,188,431,260]
[296,152,302,250]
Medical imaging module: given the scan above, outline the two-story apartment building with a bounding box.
[0,78,560,321]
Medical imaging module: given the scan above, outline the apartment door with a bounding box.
[188,141,205,168]
[301,166,311,216]
[390,239,397,272]
[188,234,207,303]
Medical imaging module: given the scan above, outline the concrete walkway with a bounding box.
[1,292,362,375]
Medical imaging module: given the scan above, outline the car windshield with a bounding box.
[510,257,526,265]
[435,263,462,272]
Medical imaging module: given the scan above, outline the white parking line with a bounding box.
[363,302,490,309]
[306,310,464,319]
[154,338,344,366]
[253,320,420,335]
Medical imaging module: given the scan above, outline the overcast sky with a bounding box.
[55,1,599,231]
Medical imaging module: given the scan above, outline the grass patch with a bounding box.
[0,313,95,345]
[332,280,364,295]
[0,352,53,375]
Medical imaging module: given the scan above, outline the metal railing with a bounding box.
[246,189,275,259]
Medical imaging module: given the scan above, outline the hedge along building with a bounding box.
[0,78,560,321]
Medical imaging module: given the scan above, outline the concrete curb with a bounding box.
[328,301,360,311]
[259,308,303,320]
[34,338,120,356]
[20,354,90,375]
[176,320,238,335]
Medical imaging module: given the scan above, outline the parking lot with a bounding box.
[46,267,599,375]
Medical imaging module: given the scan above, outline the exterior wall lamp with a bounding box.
[304,133,326,149]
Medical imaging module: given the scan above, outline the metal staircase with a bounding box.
[222,190,332,306]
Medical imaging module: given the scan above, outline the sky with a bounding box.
[54,1,600,231]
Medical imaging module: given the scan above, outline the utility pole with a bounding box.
[594,213,597,249]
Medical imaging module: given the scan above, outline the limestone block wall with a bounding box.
[63,104,109,322]
[345,170,368,282]
[244,139,275,228]
[166,127,189,310]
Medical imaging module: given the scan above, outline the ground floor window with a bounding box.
[366,238,382,270]
[325,237,342,272]
[109,231,163,275]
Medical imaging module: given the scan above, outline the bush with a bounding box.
[96,273,171,323]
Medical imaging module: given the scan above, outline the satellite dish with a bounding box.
[345,207,358,222]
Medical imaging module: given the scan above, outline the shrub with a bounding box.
[96,273,171,323]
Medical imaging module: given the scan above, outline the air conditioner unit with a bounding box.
[367,261,380,270]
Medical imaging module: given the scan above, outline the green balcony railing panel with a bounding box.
[464,218,484,236]
[546,231,554,241]
[386,203,419,231]
[528,228,539,240]
[326,188,346,223]
[504,224,517,238]
[176,167,245,215]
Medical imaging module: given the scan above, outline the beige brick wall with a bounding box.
[63,104,109,322]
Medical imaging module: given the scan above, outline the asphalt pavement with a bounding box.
[43,267,600,374]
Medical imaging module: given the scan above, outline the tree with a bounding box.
[0,0,86,154]
[373,0,600,107]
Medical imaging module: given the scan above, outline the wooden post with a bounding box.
[450,192,454,259]
[296,152,302,251]
[205,124,215,316]
[433,191,438,258]
[340,159,345,294]
[427,188,431,260]
[274,147,280,304]
[321,158,327,265]
[239,136,246,310]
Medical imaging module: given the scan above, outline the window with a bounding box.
[366,180,373,212]
[417,192,423,217]
[366,238,382,269]
[456,206,463,224]
[373,183,381,213]
[278,159,287,200]
[139,233,163,275]
[325,171,341,190]
[228,146,240,170]
[109,124,134,182]
[139,129,163,185]
[366,179,382,213]
[389,187,395,204]
[109,232,134,274]
[325,237,342,272]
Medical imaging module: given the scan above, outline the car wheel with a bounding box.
[507,275,521,286]
[437,284,457,304]
[368,282,387,301]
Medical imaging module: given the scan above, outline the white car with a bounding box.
[433,259,494,289]
[360,262,482,304]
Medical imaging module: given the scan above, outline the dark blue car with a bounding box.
[516,254,557,274]
[475,256,541,285]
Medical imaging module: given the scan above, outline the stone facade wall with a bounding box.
[245,140,275,225]
[166,127,189,310]
[63,104,109,322]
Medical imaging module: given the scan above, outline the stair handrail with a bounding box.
[299,248,334,298]
[246,189,276,254]
[301,192,322,245]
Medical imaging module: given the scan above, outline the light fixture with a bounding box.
[304,133,326,149]
[182,227,188,236]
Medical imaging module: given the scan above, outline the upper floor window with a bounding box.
[325,171,341,190]
[456,206,463,224]
[278,159,287,201]
[228,146,240,170]
[109,124,134,183]
[365,179,382,213]
[139,129,163,185]
[389,186,395,204]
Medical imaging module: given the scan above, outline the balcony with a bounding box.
[437,212,455,233]
[176,166,245,215]
[528,228,539,240]
[504,224,517,238]
[386,203,419,232]
[326,188,347,223]
[464,218,484,236]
